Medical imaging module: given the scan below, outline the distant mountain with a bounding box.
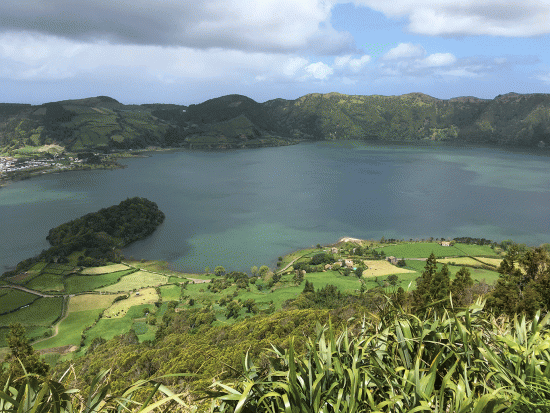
[1,92,550,153]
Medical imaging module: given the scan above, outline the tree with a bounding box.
[225,300,241,319]
[413,252,437,308]
[451,267,474,306]
[303,280,315,294]
[258,265,270,277]
[250,266,258,277]
[214,265,226,277]
[293,270,304,285]
[430,264,451,309]
[243,299,259,314]
[1,323,49,382]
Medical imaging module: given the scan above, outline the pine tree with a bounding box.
[1,323,49,382]
[451,267,474,306]
[431,264,451,310]
[413,252,437,307]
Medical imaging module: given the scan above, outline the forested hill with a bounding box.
[1,92,550,153]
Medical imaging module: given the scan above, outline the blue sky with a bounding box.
[0,0,549,105]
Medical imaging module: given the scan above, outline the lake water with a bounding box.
[1,141,549,273]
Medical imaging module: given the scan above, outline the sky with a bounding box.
[0,0,549,105]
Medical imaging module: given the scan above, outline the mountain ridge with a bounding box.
[1,92,550,153]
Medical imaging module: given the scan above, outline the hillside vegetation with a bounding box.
[2,92,550,153]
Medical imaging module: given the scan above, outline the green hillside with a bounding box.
[2,92,550,154]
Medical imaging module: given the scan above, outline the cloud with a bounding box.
[355,0,550,36]
[334,54,371,73]
[305,62,334,80]
[420,53,457,67]
[382,43,426,60]
[0,0,354,54]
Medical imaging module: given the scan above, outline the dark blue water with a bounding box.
[1,142,549,273]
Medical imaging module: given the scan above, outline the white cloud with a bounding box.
[420,53,457,67]
[282,57,309,77]
[305,62,334,80]
[354,0,550,36]
[383,43,426,60]
[335,54,371,73]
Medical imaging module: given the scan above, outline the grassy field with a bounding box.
[374,242,499,259]
[103,288,158,318]
[26,272,65,292]
[81,264,130,275]
[34,309,99,350]
[362,260,417,278]
[374,243,463,258]
[33,294,124,350]
[159,285,181,301]
[0,297,64,327]
[64,269,137,294]
[96,271,168,292]
[67,294,123,312]
[84,304,156,347]
[0,288,40,314]
[404,260,500,284]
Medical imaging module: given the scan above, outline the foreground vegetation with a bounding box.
[3,299,550,412]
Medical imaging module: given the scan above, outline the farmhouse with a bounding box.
[386,256,398,265]
[441,241,451,247]
[344,259,354,268]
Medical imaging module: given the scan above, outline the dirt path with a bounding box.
[276,254,310,274]
[31,295,70,345]
[0,284,64,297]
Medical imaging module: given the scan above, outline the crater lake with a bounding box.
[1,141,549,273]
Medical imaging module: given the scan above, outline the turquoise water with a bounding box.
[1,142,549,273]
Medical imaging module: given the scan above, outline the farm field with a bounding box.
[439,257,501,268]
[374,243,499,259]
[103,288,158,318]
[0,296,64,328]
[96,271,168,292]
[362,260,417,278]
[81,264,130,275]
[159,285,181,301]
[304,271,361,294]
[0,288,40,314]
[404,260,500,283]
[67,293,123,312]
[84,303,156,347]
[64,269,137,294]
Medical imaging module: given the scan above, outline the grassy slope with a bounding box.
[0,241,503,352]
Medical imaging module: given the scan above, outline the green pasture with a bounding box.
[96,271,167,292]
[26,272,65,292]
[452,244,501,257]
[160,285,181,301]
[83,304,155,349]
[64,269,136,294]
[404,260,500,284]
[305,271,362,294]
[34,308,103,350]
[0,297,64,327]
[374,243,464,258]
[0,289,40,314]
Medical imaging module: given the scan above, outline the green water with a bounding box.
[1,142,549,273]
